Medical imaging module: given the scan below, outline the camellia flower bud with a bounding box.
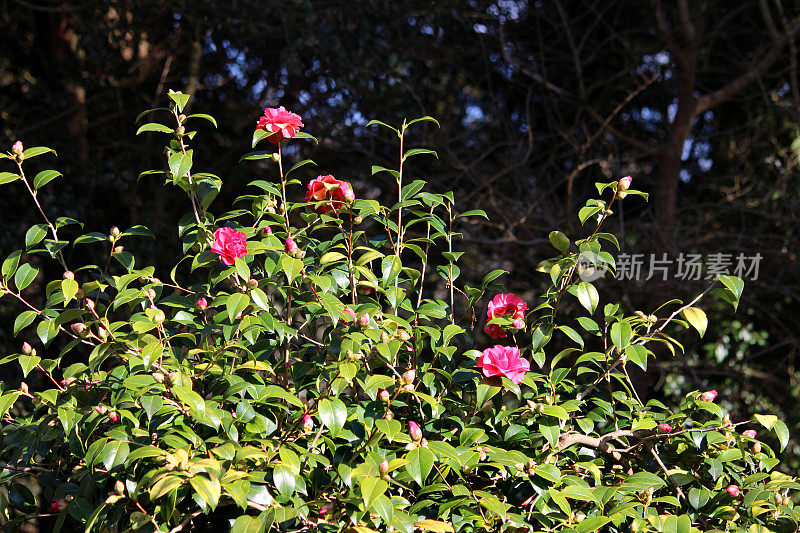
[63,270,75,280]
[247,278,258,288]
[379,458,389,475]
[21,342,32,355]
[408,421,422,442]
[11,141,24,158]
[512,318,525,330]
[20,382,28,394]
[319,502,333,516]
[71,323,87,337]
[109,226,121,239]
[353,216,363,225]
[380,331,390,343]
[402,369,416,384]
[618,175,633,191]
[108,411,119,423]
[85,298,95,310]
[752,442,762,454]
[302,413,314,432]
[698,390,718,402]
[60,376,76,387]
[658,422,672,433]
[94,405,108,415]
[397,330,412,341]
[49,499,67,513]
[261,225,272,236]
[196,297,208,310]
[285,237,300,257]
[743,429,757,438]
[378,389,390,403]
[153,309,166,324]
[726,485,740,497]
[358,312,370,328]
[343,306,357,322]
[113,246,124,254]
[152,372,165,383]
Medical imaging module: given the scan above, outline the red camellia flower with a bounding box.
[211,227,248,266]
[305,175,355,213]
[484,293,528,339]
[478,345,530,385]
[256,106,304,143]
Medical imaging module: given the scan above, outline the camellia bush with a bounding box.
[0,91,797,533]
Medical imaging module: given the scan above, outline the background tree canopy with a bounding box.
[2,0,800,469]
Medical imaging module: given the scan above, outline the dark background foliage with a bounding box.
[2,0,799,469]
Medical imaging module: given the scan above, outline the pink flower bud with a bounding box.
[285,237,299,255]
[94,405,108,415]
[408,421,422,442]
[379,458,389,475]
[618,175,633,191]
[261,225,272,235]
[196,297,208,310]
[512,318,525,330]
[397,330,412,341]
[84,298,95,310]
[108,411,119,423]
[71,323,87,336]
[699,390,718,402]
[726,485,740,497]
[343,186,356,202]
[378,389,390,403]
[49,499,67,513]
[658,423,672,433]
[302,413,314,432]
[402,369,416,384]
[21,342,32,355]
[319,502,334,515]
[343,307,357,322]
[109,226,121,239]
[60,376,76,387]
[11,141,23,157]
[358,312,370,328]
[743,430,757,439]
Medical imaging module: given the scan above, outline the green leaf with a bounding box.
[61,278,79,304]
[360,476,388,510]
[405,446,434,486]
[773,420,790,451]
[21,146,56,160]
[190,475,221,510]
[167,92,191,112]
[381,255,402,286]
[33,169,62,189]
[273,464,296,499]
[610,321,632,350]
[318,398,346,437]
[136,123,174,135]
[403,148,438,161]
[186,113,218,127]
[718,274,744,300]
[681,307,707,337]
[226,293,250,323]
[168,150,193,178]
[99,440,130,471]
[549,231,571,253]
[13,310,38,335]
[25,224,48,249]
[14,263,39,290]
[0,392,21,417]
[281,256,304,283]
[576,282,599,314]
[0,172,19,185]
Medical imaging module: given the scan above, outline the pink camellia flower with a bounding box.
[408,421,423,441]
[49,499,67,513]
[698,390,718,402]
[726,485,740,497]
[658,422,672,433]
[343,307,357,322]
[211,227,247,266]
[12,141,24,156]
[618,175,633,191]
[484,293,528,339]
[478,345,530,385]
[743,429,757,438]
[256,106,304,144]
[302,413,314,432]
[304,175,356,213]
